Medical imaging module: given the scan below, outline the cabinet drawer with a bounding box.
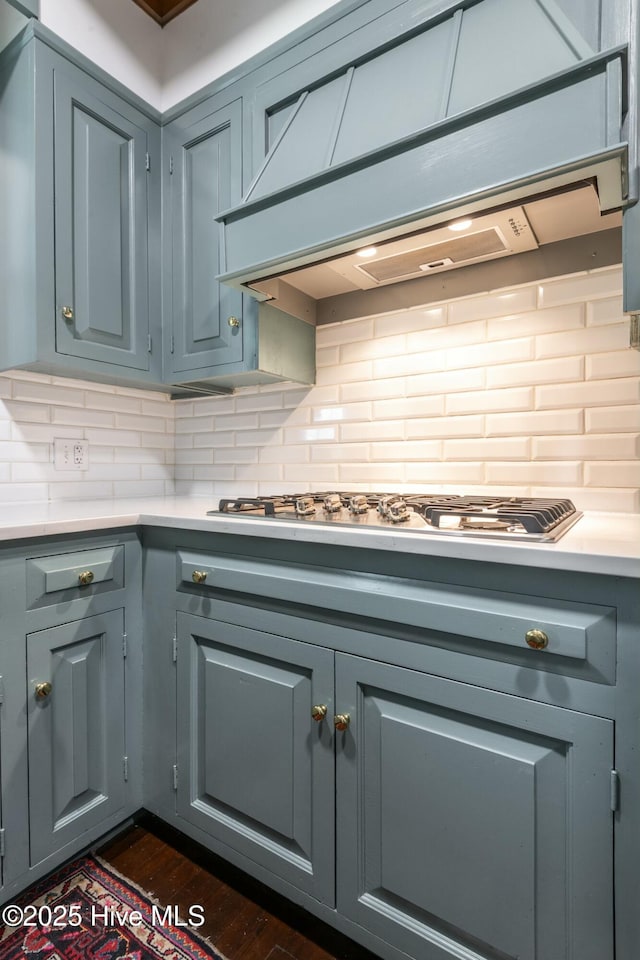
[177,550,616,680]
[27,545,124,609]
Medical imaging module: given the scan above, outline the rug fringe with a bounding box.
[92,854,231,960]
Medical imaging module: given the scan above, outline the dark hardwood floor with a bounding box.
[97,818,380,960]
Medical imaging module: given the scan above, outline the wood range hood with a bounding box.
[131,0,199,27]
[215,0,639,321]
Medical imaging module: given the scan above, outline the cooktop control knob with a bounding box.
[323,493,342,514]
[349,494,369,515]
[379,495,410,522]
[295,496,316,517]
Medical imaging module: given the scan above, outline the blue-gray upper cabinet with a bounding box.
[0,29,162,389]
[164,99,245,380]
[336,653,614,960]
[163,96,316,393]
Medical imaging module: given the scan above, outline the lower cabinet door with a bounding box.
[335,654,614,960]
[176,613,335,904]
[27,610,126,865]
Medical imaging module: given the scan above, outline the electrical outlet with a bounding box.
[53,438,89,471]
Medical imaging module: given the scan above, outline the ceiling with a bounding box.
[131,0,200,26]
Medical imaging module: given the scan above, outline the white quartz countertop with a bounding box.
[0,497,637,578]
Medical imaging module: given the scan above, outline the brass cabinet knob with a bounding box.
[525,628,549,650]
[334,713,351,731]
[78,570,94,585]
[311,704,328,722]
[227,316,240,328]
[192,570,207,584]
[61,306,74,320]
[35,681,52,701]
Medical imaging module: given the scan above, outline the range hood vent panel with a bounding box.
[217,0,628,298]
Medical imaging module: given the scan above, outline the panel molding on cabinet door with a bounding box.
[170,100,243,373]
[335,654,613,960]
[27,610,126,865]
[176,613,334,904]
[53,71,150,370]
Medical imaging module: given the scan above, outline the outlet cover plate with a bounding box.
[53,438,89,471]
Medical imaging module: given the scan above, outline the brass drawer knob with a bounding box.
[78,570,94,585]
[35,681,52,701]
[525,628,549,650]
[334,713,351,731]
[192,570,207,584]
[61,306,74,320]
[227,316,240,328]
[311,704,328,723]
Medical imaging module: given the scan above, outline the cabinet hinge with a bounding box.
[610,770,620,812]
[169,155,174,175]
[122,633,127,658]
[145,152,151,172]
[0,828,5,858]
[147,334,152,353]
[169,334,174,354]
[172,637,178,662]
[172,764,178,790]
[123,756,129,782]
[0,677,4,704]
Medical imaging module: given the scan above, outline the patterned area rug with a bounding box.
[0,855,226,959]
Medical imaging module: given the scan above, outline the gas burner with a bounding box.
[211,493,582,542]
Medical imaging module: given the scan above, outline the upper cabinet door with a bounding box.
[168,99,243,374]
[53,71,150,371]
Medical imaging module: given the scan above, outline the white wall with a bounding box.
[39,0,163,106]
[38,0,343,110]
[160,0,343,110]
[173,266,640,514]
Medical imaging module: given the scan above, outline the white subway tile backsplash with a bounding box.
[340,420,404,441]
[587,297,624,326]
[316,317,374,346]
[487,304,584,340]
[536,378,640,409]
[374,306,445,337]
[486,461,583,485]
[536,323,630,359]
[586,405,640,433]
[0,268,635,509]
[373,396,445,421]
[370,440,442,461]
[533,434,639,461]
[586,350,640,380]
[444,437,530,460]
[538,266,622,306]
[487,408,583,437]
[405,415,484,438]
[447,387,533,416]
[341,377,405,402]
[488,356,584,389]
[585,462,640,487]
[406,462,485,483]
[448,287,537,324]
[340,334,406,364]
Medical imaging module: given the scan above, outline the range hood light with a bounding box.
[355,246,378,258]
[448,219,473,232]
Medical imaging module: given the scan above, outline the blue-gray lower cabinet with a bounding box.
[27,610,127,866]
[175,613,335,904]
[335,653,614,960]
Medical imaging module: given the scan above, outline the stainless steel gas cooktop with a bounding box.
[209,493,582,542]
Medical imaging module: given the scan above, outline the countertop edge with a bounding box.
[0,501,637,579]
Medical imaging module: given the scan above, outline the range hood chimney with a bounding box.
[216,0,633,310]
